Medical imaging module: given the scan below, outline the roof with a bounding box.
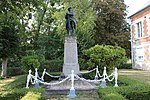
[128,4,150,18]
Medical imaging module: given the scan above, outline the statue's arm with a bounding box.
[68,12,74,16]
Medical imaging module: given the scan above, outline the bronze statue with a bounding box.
[65,7,76,36]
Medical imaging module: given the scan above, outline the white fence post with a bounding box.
[41,69,46,81]
[26,70,32,88]
[114,68,118,87]
[34,68,40,88]
[95,66,99,80]
[67,70,77,98]
[100,67,107,88]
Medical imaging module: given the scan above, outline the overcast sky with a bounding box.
[124,0,150,17]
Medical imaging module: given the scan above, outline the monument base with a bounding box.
[45,79,98,96]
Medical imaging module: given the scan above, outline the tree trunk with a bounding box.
[1,57,8,77]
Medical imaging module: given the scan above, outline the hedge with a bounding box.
[119,63,132,69]
[97,76,150,100]
[7,67,25,76]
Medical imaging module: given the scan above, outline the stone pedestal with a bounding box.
[63,36,80,76]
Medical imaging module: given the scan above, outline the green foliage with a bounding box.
[5,75,27,89]
[119,63,132,69]
[0,76,4,80]
[43,60,63,72]
[119,59,132,69]
[126,91,150,100]
[53,0,95,56]
[0,0,43,76]
[21,50,45,72]
[7,67,25,76]
[78,57,89,70]
[37,33,64,60]
[0,2,20,58]
[0,88,45,100]
[16,0,64,60]
[53,0,95,36]
[102,93,126,100]
[82,71,95,80]
[0,75,45,100]
[83,45,127,72]
[97,76,150,100]
[21,91,43,100]
[92,0,131,57]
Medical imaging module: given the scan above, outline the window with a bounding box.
[136,22,142,38]
[135,47,144,62]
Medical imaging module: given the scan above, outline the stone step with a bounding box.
[45,88,96,96]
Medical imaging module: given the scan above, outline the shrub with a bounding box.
[126,91,150,100]
[102,93,126,100]
[21,50,45,72]
[43,60,63,72]
[119,63,132,69]
[81,71,96,79]
[78,57,89,70]
[0,76,4,80]
[97,76,150,100]
[7,67,25,76]
[83,45,127,73]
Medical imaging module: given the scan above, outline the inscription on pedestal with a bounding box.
[63,36,80,76]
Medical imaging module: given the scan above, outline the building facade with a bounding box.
[130,4,150,70]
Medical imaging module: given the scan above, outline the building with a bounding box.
[129,4,150,70]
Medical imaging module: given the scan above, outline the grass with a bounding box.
[0,75,45,100]
[97,69,150,100]
[119,69,150,84]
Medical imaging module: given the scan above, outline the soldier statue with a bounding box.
[65,7,76,36]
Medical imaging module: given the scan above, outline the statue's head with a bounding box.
[68,7,72,11]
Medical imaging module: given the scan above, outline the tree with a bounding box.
[0,6,20,77]
[17,0,64,60]
[92,0,131,57]
[0,0,42,77]
[32,0,64,60]
[52,0,96,56]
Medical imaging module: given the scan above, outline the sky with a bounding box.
[124,0,150,17]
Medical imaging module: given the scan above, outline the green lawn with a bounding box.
[0,75,45,100]
[119,69,150,84]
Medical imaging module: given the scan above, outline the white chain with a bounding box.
[38,75,71,85]
[80,68,96,74]
[74,75,102,83]
[45,72,60,78]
